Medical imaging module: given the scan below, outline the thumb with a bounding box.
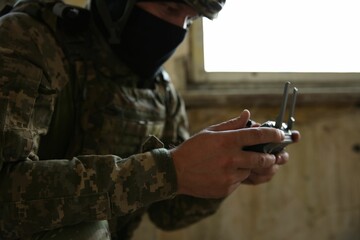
[209,109,251,131]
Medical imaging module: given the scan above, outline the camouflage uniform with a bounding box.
[0,0,223,239]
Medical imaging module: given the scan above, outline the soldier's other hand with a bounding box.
[241,130,300,185]
[170,110,286,199]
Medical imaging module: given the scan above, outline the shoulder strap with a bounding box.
[0,0,16,15]
[9,0,89,32]
[2,0,93,159]
[6,0,92,62]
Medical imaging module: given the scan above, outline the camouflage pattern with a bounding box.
[0,0,15,13]
[184,0,226,19]
[0,0,222,239]
[31,220,111,240]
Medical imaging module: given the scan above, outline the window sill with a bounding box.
[181,82,360,108]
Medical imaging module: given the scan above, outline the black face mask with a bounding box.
[113,6,187,79]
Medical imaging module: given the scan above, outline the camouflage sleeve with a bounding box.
[147,82,223,230]
[161,79,190,146]
[0,150,177,238]
[148,194,223,231]
[0,12,177,239]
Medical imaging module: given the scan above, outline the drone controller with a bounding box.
[243,82,298,154]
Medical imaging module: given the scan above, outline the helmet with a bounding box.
[136,0,226,19]
[94,0,226,44]
[183,0,225,19]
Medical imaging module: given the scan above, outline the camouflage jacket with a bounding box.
[0,1,221,239]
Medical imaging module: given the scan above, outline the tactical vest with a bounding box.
[3,0,173,160]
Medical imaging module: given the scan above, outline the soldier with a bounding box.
[0,0,300,239]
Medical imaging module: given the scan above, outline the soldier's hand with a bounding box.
[241,130,300,185]
[170,110,287,199]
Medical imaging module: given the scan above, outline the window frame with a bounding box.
[187,19,360,100]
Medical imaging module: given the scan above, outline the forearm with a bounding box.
[147,195,223,230]
[146,76,224,230]
[0,149,177,239]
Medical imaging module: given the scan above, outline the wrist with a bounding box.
[150,148,178,198]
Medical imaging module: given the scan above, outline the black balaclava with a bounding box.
[105,0,187,80]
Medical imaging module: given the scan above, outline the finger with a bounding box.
[242,165,280,185]
[291,130,301,142]
[275,151,289,165]
[237,127,285,147]
[235,151,277,169]
[250,165,279,175]
[241,172,273,185]
[209,109,250,131]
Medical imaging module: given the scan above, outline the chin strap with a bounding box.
[94,0,137,45]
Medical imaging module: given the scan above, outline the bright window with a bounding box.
[189,0,360,92]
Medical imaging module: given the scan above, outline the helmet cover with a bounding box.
[183,0,225,19]
[139,0,226,19]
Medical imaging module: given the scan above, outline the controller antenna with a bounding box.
[287,87,298,130]
[275,81,290,128]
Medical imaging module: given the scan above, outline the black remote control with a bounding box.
[243,82,298,154]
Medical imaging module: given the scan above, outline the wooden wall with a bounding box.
[133,105,360,240]
[133,22,360,239]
